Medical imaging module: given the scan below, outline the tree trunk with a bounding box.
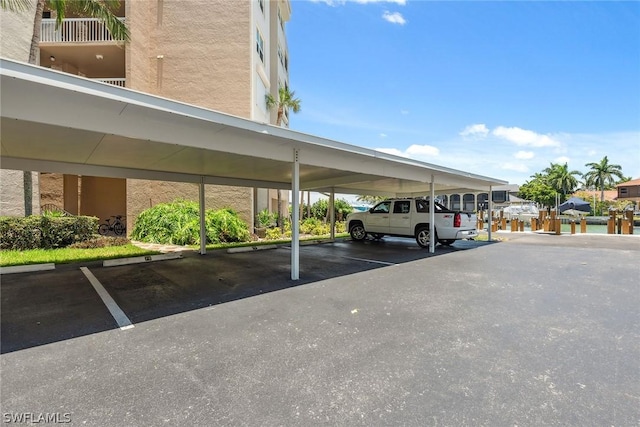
[23,0,45,216]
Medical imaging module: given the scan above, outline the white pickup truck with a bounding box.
[346,198,478,248]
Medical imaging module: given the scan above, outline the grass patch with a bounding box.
[0,233,351,267]
[0,244,160,267]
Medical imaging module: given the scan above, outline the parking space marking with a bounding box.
[80,267,134,331]
[340,256,398,266]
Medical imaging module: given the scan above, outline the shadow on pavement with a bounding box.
[1,238,491,353]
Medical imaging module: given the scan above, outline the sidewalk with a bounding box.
[131,241,195,253]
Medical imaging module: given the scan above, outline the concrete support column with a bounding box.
[291,149,300,280]
[488,186,493,242]
[199,177,206,255]
[329,188,335,241]
[429,174,435,254]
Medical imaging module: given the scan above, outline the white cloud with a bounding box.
[382,11,406,25]
[514,150,534,160]
[501,162,529,173]
[400,109,409,115]
[375,144,439,160]
[460,123,489,139]
[379,133,387,138]
[554,156,571,164]
[493,126,560,147]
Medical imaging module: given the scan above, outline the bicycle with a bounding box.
[98,215,126,236]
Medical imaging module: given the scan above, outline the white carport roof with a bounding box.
[1,58,507,279]
[1,58,506,195]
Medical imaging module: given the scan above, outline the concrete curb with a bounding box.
[0,263,56,275]
[103,252,183,267]
[227,245,278,254]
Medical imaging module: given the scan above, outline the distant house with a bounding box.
[616,178,640,211]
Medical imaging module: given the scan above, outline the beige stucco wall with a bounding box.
[39,173,64,208]
[81,176,127,224]
[124,0,255,231]
[126,0,251,116]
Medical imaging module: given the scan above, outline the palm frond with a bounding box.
[0,0,32,12]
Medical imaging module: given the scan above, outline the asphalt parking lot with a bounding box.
[1,233,639,426]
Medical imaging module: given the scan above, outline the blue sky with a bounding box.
[286,0,640,186]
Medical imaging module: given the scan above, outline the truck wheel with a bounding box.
[439,239,455,246]
[416,227,435,248]
[350,223,367,241]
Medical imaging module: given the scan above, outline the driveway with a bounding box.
[1,234,639,426]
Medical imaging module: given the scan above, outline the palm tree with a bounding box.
[265,86,300,227]
[265,86,301,126]
[2,0,129,216]
[543,162,582,202]
[583,156,625,203]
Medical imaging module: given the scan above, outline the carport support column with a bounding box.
[430,174,435,254]
[199,177,206,255]
[291,149,300,280]
[329,188,335,241]
[487,185,493,242]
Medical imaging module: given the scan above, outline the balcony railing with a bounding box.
[93,78,126,87]
[41,18,126,43]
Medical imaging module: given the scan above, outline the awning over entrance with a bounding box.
[1,58,507,279]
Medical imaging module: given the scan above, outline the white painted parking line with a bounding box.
[80,267,134,331]
[341,256,398,266]
[279,245,397,266]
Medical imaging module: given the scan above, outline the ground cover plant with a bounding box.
[131,200,251,245]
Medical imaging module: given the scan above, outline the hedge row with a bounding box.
[0,215,99,250]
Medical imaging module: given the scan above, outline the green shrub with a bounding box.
[257,209,277,228]
[310,198,354,221]
[300,217,320,234]
[207,208,251,243]
[131,200,251,245]
[265,227,283,240]
[0,215,98,250]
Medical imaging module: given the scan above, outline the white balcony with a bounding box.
[93,78,126,87]
[41,18,126,43]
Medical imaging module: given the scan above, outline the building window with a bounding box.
[492,191,507,203]
[278,7,284,30]
[258,0,264,13]
[256,28,264,63]
[620,187,628,196]
[450,194,460,210]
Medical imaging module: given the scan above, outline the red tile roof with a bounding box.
[616,178,640,187]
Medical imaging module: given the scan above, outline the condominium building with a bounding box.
[0,0,292,231]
